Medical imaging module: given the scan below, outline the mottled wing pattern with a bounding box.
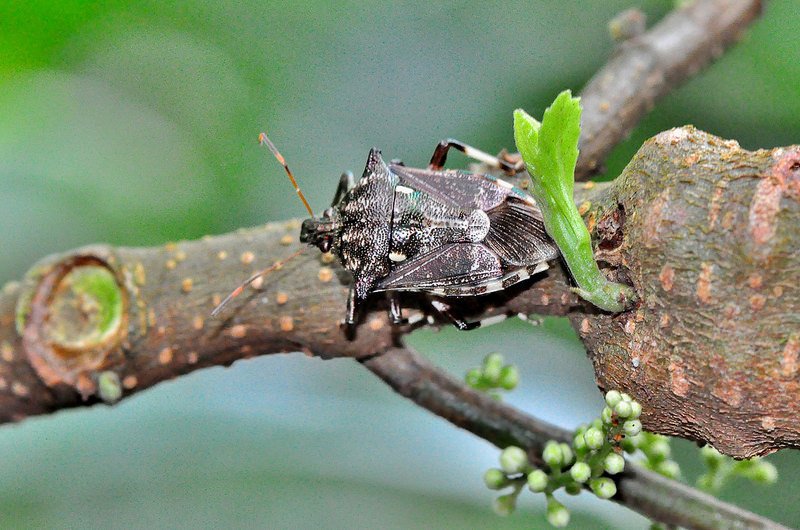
[376,243,502,291]
[484,199,560,266]
[389,165,510,211]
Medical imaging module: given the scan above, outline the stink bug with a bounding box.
[215,135,560,331]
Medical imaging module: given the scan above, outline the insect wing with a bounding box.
[376,243,502,291]
[390,165,510,211]
[484,200,559,266]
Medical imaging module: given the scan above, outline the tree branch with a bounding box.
[575,0,763,179]
[361,347,788,530]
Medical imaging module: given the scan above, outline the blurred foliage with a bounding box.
[1,1,799,528]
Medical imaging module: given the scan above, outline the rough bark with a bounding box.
[574,127,800,458]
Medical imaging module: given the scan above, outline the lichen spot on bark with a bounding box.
[669,361,690,397]
[279,316,294,332]
[659,265,674,292]
[158,347,174,365]
[762,416,777,431]
[11,382,29,397]
[749,294,767,312]
[747,272,763,289]
[0,341,14,362]
[229,324,247,339]
[696,262,714,304]
[318,267,333,283]
[780,334,800,378]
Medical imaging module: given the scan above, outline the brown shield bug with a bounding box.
[214,135,559,332]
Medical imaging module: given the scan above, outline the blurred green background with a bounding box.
[1,1,799,528]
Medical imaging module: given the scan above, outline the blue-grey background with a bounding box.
[1,1,798,528]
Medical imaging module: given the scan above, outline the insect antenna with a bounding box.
[258,132,314,217]
[211,247,306,317]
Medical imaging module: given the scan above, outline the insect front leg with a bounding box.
[332,171,356,206]
[428,139,523,175]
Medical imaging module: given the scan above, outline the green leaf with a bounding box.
[514,91,636,312]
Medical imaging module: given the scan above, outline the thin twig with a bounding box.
[361,347,788,530]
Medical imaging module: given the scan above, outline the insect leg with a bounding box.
[428,139,523,175]
[332,171,355,206]
[429,299,480,331]
[429,299,509,331]
[345,286,358,326]
[386,292,406,324]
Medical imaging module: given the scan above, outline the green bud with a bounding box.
[527,469,549,493]
[656,460,681,479]
[584,427,605,450]
[564,481,582,495]
[620,436,638,454]
[498,365,519,390]
[629,400,642,419]
[543,441,564,469]
[591,418,604,430]
[499,446,529,474]
[483,468,508,490]
[573,432,587,452]
[614,400,633,418]
[601,406,614,425]
[492,493,516,516]
[746,461,778,484]
[569,462,592,483]
[97,371,123,404]
[620,392,632,402]
[546,497,571,527]
[590,477,618,499]
[648,438,672,461]
[559,443,574,466]
[605,390,623,408]
[465,368,483,388]
[700,445,723,468]
[696,474,713,492]
[604,453,625,475]
[623,420,642,437]
[482,353,504,384]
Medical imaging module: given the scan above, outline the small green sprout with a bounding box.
[697,445,778,493]
[465,353,519,399]
[513,91,637,312]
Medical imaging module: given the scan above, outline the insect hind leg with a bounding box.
[429,299,508,331]
[428,139,523,175]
